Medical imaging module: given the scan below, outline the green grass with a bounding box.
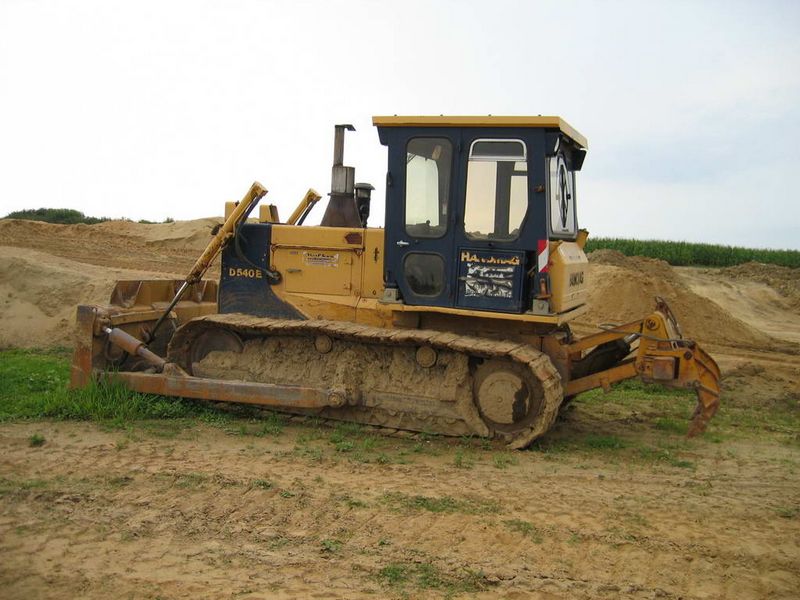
[28,433,46,447]
[322,422,407,464]
[377,561,485,595]
[250,478,273,490]
[2,208,176,225]
[653,417,688,435]
[0,348,251,428]
[503,518,544,543]
[576,378,797,442]
[3,348,796,470]
[776,506,799,519]
[2,207,110,225]
[334,493,368,508]
[453,447,475,469]
[585,237,799,268]
[320,538,343,553]
[0,477,50,495]
[492,452,518,469]
[174,472,208,489]
[583,434,629,450]
[381,491,499,515]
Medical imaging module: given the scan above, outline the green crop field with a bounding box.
[585,237,800,268]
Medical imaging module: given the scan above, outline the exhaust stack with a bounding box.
[320,124,362,227]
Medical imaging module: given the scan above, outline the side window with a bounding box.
[403,253,445,296]
[464,139,528,241]
[548,154,577,237]
[405,137,452,238]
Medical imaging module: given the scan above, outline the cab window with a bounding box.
[405,137,452,239]
[464,139,528,241]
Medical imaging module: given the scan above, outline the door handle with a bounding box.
[396,240,411,247]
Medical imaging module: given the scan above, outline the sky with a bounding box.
[1,0,798,249]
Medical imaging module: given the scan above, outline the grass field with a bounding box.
[2,348,796,460]
[0,348,226,424]
[585,237,800,268]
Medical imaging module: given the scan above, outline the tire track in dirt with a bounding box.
[1,422,798,599]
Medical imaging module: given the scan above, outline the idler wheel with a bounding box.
[187,328,243,375]
[473,359,544,434]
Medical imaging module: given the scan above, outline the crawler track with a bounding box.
[167,313,564,448]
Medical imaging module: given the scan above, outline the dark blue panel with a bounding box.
[456,248,525,313]
[219,223,304,320]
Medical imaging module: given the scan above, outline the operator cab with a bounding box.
[374,116,588,315]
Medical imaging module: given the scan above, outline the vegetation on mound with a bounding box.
[586,237,800,268]
[3,208,110,225]
[2,207,174,225]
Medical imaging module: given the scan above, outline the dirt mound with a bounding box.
[719,262,800,309]
[587,249,671,272]
[0,218,219,273]
[584,251,784,350]
[91,217,221,251]
[0,217,222,349]
[0,247,178,348]
[678,265,800,346]
[721,360,800,407]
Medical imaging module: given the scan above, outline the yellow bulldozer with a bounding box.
[71,116,720,448]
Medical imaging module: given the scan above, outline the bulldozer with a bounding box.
[70,116,720,448]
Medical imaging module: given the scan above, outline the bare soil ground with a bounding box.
[1,416,798,600]
[1,220,798,599]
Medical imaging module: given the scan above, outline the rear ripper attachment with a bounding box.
[564,297,721,436]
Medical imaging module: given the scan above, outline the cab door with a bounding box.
[390,135,457,307]
[453,137,530,313]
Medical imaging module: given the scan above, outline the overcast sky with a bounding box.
[1,0,798,249]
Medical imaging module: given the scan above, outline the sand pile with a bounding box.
[0,247,180,348]
[90,217,221,252]
[721,361,800,407]
[581,250,784,350]
[719,262,800,309]
[0,217,224,348]
[0,218,220,274]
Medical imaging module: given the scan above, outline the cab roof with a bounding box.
[372,115,587,149]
